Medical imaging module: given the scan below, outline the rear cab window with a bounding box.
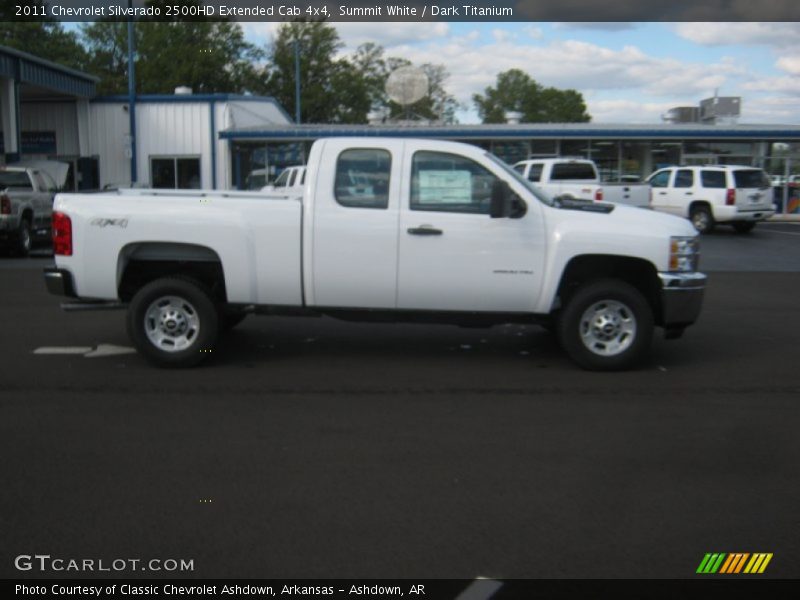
[335,148,391,209]
[550,163,597,181]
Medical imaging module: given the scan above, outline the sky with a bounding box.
[241,21,800,125]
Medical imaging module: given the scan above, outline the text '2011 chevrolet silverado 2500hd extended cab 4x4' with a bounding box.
[44,138,706,370]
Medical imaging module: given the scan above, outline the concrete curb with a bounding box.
[768,214,800,222]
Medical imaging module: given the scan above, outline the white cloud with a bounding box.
[674,23,800,48]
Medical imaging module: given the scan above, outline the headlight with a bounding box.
[669,236,700,272]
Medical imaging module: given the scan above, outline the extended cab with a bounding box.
[513,158,650,207]
[44,138,706,371]
[646,165,775,233]
[0,162,66,255]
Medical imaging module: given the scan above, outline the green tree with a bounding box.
[81,4,264,96]
[0,9,88,72]
[266,21,370,124]
[473,69,591,124]
[350,43,460,123]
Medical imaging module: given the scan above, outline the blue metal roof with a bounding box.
[0,45,97,98]
[219,123,800,141]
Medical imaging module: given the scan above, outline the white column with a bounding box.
[76,98,91,156]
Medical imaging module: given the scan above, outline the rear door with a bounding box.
[668,168,696,216]
[310,140,400,308]
[732,169,773,211]
[396,141,546,313]
[647,169,672,212]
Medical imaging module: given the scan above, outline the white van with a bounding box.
[646,165,775,233]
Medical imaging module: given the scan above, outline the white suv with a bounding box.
[646,165,775,233]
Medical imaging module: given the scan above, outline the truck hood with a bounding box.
[545,202,698,273]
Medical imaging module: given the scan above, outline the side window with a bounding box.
[701,171,726,189]
[335,149,391,209]
[411,151,498,215]
[648,170,671,188]
[674,169,694,188]
[287,170,297,187]
[299,169,306,185]
[527,164,544,183]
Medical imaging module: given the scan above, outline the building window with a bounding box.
[151,157,201,189]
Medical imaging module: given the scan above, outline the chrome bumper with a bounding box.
[658,271,707,329]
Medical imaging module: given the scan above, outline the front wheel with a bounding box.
[557,279,654,371]
[127,277,219,367]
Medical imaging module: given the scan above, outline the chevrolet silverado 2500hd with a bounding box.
[44,138,706,370]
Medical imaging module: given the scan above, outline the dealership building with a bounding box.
[3,44,800,208]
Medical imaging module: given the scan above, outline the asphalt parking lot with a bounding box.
[1,222,799,581]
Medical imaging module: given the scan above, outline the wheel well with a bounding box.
[689,200,712,216]
[117,243,226,303]
[556,255,663,325]
[20,208,33,223]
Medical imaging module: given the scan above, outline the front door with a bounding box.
[397,143,545,313]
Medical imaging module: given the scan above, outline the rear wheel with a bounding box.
[127,277,219,367]
[15,218,32,256]
[557,279,653,371]
[690,205,715,234]
[732,221,756,233]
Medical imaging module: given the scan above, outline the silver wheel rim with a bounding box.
[692,211,709,232]
[579,299,637,357]
[20,225,31,251]
[144,295,200,353]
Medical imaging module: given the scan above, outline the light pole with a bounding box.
[127,2,137,183]
[294,39,301,124]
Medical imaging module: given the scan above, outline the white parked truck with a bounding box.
[513,158,650,207]
[0,162,66,255]
[44,138,706,370]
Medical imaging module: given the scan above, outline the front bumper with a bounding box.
[658,271,706,328]
[43,267,77,298]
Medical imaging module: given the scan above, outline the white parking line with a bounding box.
[33,344,135,357]
[761,228,800,236]
[33,347,93,355]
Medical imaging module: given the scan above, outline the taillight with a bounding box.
[0,194,10,214]
[726,189,735,206]
[594,188,604,202]
[52,211,72,256]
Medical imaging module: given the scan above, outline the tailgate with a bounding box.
[733,171,773,210]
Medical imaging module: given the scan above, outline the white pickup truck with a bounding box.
[513,158,650,207]
[44,138,706,371]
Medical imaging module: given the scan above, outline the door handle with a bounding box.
[685,192,693,195]
[407,225,443,236]
[659,191,667,195]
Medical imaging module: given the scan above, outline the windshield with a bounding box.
[485,153,555,206]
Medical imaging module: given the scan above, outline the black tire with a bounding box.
[557,279,654,371]
[690,205,715,234]
[732,221,756,234]
[127,277,219,367]
[15,218,32,257]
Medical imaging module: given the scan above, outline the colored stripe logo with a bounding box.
[697,553,773,574]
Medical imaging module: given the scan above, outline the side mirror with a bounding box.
[490,180,526,219]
